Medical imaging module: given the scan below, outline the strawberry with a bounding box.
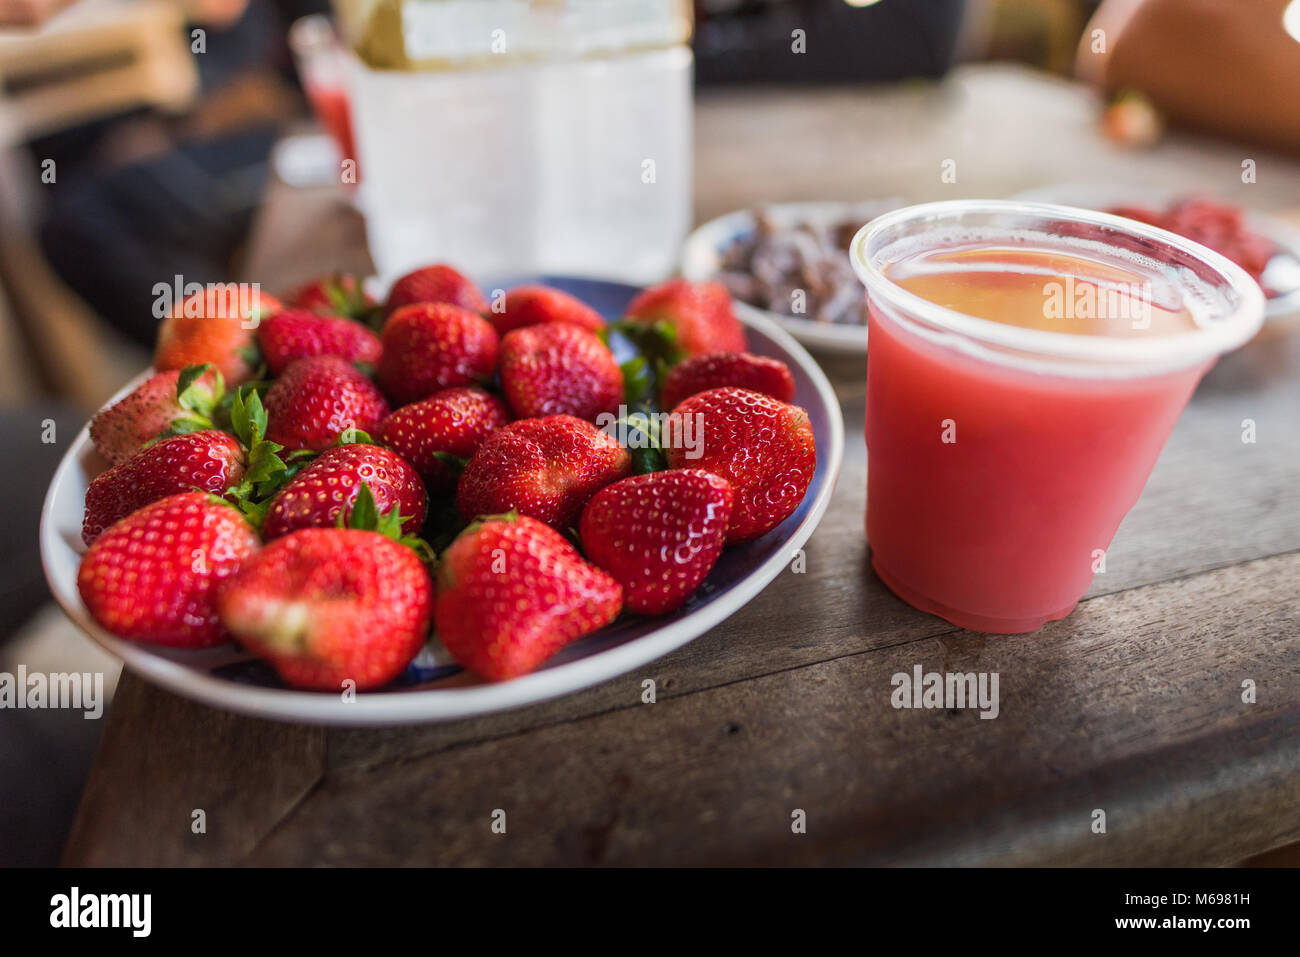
[499,323,623,422]
[82,429,246,544]
[457,415,632,530]
[435,513,622,681]
[262,443,426,540]
[256,309,381,377]
[284,273,374,319]
[1101,90,1162,148]
[89,365,224,466]
[665,387,816,544]
[660,351,796,411]
[385,263,487,316]
[154,289,281,385]
[77,492,259,648]
[620,279,746,363]
[579,470,734,615]
[489,284,605,337]
[377,303,499,406]
[376,387,509,492]
[218,527,433,691]
[264,356,390,452]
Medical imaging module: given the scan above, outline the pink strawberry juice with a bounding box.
[305,82,358,172]
[851,201,1265,634]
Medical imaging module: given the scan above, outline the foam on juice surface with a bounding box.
[884,241,1201,338]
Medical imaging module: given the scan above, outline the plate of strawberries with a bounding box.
[41,267,844,724]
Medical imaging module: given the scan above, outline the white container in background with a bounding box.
[343,1,693,286]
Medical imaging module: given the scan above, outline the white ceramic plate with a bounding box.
[40,277,844,726]
[1012,183,1300,319]
[681,200,905,355]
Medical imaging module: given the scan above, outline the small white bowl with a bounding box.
[681,200,905,355]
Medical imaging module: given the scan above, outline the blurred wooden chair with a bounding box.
[0,0,199,408]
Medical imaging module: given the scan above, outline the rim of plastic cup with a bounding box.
[850,199,1267,374]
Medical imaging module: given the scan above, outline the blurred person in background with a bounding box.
[0,0,333,867]
[1078,0,1300,155]
[0,0,327,637]
[11,0,329,345]
[0,0,76,25]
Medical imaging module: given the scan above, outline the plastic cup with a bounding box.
[288,15,358,173]
[850,200,1266,634]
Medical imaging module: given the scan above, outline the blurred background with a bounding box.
[3,0,1300,865]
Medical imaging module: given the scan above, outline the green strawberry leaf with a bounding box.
[228,390,251,443]
[617,411,667,474]
[613,318,683,372]
[345,482,381,530]
[629,447,667,475]
[432,451,469,473]
[229,386,269,447]
[342,482,438,564]
[257,448,315,499]
[336,427,373,446]
[237,338,265,371]
[653,357,674,402]
[359,302,388,332]
[621,356,655,408]
[153,363,224,440]
[326,274,376,320]
[153,414,213,443]
[225,385,300,501]
[176,363,224,416]
[245,436,287,487]
[230,495,271,530]
[323,276,354,316]
[400,536,438,566]
[202,494,245,514]
[176,364,207,396]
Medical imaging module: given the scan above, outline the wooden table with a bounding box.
[65,65,1300,866]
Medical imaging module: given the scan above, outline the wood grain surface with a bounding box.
[62,65,1300,867]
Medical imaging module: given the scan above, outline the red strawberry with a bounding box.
[262,443,426,540]
[89,366,223,466]
[284,273,374,318]
[77,492,259,648]
[155,289,281,385]
[256,309,381,377]
[265,356,390,452]
[435,513,622,681]
[499,323,623,422]
[660,351,796,411]
[376,387,509,492]
[489,284,605,336]
[218,528,433,690]
[377,303,499,406]
[579,470,734,615]
[457,415,632,530]
[665,387,816,544]
[622,279,746,360]
[385,263,487,316]
[82,429,246,544]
